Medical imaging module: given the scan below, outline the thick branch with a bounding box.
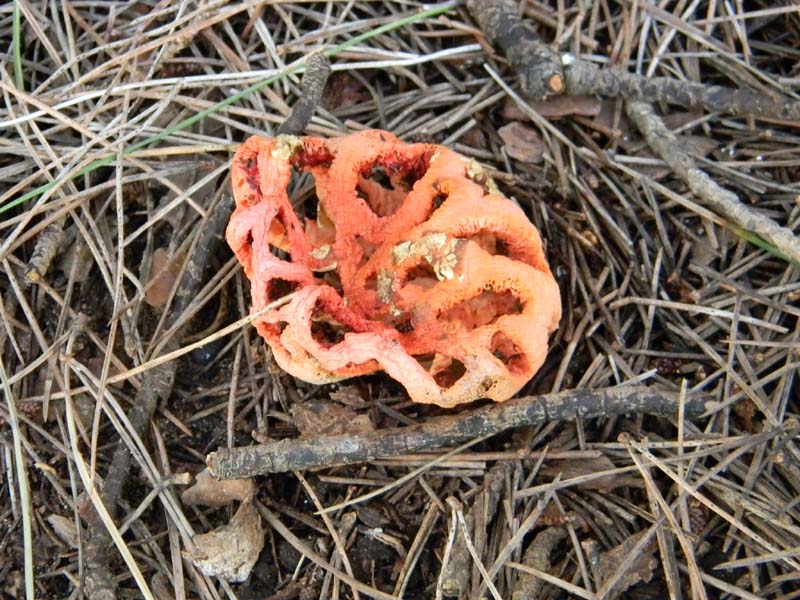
[467,1,800,262]
[566,58,800,122]
[467,0,563,100]
[207,386,713,478]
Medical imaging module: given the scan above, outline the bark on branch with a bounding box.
[278,53,331,136]
[207,386,713,479]
[467,0,564,100]
[563,57,800,122]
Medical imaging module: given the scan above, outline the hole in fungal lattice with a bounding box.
[356,152,432,218]
[268,278,299,301]
[438,290,524,334]
[433,358,467,389]
[490,331,528,374]
[310,305,350,348]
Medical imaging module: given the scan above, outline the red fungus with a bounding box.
[227,130,561,408]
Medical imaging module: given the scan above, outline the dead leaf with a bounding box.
[322,72,368,110]
[498,122,544,163]
[47,514,79,548]
[185,500,264,582]
[145,247,186,308]
[328,385,367,407]
[539,455,643,491]
[662,110,705,130]
[539,501,589,530]
[75,493,103,529]
[291,399,374,437]
[733,397,758,433]
[598,530,658,594]
[461,127,488,150]
[181,468,255,508]
[502,95,601,120]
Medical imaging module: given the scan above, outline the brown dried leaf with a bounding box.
[662,110,705,130]
[47,514,79,548]
[598,530,658,594]
[733,397,758,433]
[328,385,367,407]
[498,122,544,163]
[539,501,589,530]
[181,468,255,507]
[321,72,368,110]
[539,456,643,491]
[185,501,264,582]
[593,100,634,140]
[76,493,103,529]
[291,399,374,437]
[145,247,186,308]
[502,95,602,120]
[461,127,488,150]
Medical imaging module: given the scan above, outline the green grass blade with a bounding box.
[0,356,34,600]
[729,224,794,265]
[0,3,454,215]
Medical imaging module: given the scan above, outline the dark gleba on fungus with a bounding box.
[227,130,561,408]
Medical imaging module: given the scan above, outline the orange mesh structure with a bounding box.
[227,130,561,408]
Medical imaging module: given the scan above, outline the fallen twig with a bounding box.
[511,526,568,600]
[25,216,66,282]
[564,57,800,122]
[277,54,331,136]
[468,0,800,121]
[625,100,800,265]
[440,462,509,598]
[207,386,713,478]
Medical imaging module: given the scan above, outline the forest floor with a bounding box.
[1,1,799,599]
